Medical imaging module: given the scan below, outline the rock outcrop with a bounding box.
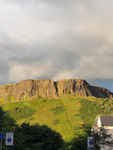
[0,79,113,103]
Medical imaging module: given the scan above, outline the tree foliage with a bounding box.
[0,107,5,131]
[0,106,64,150]
[92,127,113,150]
[70,123,113,150]
[8,123,64,150]
[70,135,87,150]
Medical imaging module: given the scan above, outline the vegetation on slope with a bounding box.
[1,96,113,149]
[0,108,64,150]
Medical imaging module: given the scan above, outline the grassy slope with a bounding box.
[1,95,113,143]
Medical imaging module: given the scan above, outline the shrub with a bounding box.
[50,106,66,115]
[53,119,60,125]
[61,92,64,96]
[24,95,29,101]
[8,96,14,102]
[7,106,35,120]
[67,90,70,94]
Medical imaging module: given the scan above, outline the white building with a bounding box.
[92,115,113,150]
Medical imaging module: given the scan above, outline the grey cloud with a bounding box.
[0,49,79,84]
[0,0,113,92]
[0,32,33,58]
[0,60,11,85]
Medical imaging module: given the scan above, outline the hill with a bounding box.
[1,79,113,149]
[0,79,113,103]
[1,95,113,144]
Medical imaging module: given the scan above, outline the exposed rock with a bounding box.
[57,79,92,97]
[0,79,113,103]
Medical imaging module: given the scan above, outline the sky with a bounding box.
[0,0,113,92]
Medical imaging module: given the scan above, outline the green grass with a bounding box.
[79,97,113,125]
[1,96,113,146]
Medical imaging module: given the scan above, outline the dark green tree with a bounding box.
[0,107,63,150]
[70,135,87,150]
[0,107,17,150]
[80,124,113,150]
[3,113,17,132]
[70,126,87,150]
[0,107,5,131]
[8,123,64,150]
[0,106,17,132]
[92,127,113,150]
[70,124,113,150]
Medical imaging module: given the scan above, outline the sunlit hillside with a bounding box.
[1,95,113,143]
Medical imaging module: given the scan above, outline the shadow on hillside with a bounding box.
[0,106,65,150]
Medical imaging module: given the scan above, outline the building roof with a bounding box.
[92,117,98,128]
[100,115,113,126]
[92,115,113,128]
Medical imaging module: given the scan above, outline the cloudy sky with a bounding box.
[0,0,113,91]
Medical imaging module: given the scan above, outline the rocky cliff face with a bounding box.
[0,79,113,103]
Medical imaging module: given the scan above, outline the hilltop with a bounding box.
[0,79,113,103]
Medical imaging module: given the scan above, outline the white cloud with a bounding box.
[53,71,72,81]
[7,60,53,83]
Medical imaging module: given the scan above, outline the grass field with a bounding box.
[1,95,113,144]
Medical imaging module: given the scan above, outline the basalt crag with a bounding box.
[0,79,113,103]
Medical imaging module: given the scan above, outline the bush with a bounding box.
[67,91,70,94]
[70,135,87,150]
[7,106,35,120]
